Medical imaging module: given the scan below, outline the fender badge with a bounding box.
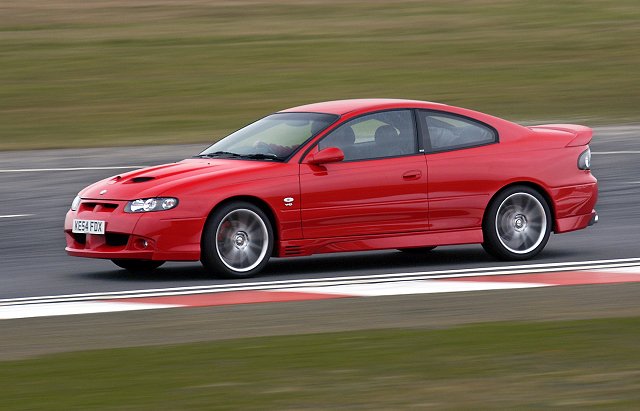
[99,189,108,195]
[283,197,294,207]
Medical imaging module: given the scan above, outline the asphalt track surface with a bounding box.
[1,125,639,299]
[1,124,640,359]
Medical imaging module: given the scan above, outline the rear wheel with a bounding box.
[112,259,165,272]
[201,201,274,278]
[482,186,551,260]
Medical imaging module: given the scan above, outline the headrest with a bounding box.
[329,126,355,146]
[374,125,398,145]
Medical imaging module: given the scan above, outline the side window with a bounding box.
[420,111,497,152]
[318,110,417,161]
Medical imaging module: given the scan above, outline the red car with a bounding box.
[65,99,598,278]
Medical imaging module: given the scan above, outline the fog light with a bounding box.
[134,238,151,249]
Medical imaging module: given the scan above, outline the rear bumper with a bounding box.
[551,181,598,233]
[555,209,598,233]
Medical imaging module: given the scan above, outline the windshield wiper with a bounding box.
[239,153,282,161]
[194,151,243,159]
[195,151,282,161]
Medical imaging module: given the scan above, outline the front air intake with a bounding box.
[105,233,130,246]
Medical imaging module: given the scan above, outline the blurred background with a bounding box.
[1,0,638,150]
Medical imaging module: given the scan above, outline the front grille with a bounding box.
[105,233,130,246]
[81,202,118,212]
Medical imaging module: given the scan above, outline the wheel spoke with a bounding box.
[240,251,249,267]
[227,247,241,265]
[501,230,514,243]
[237,212,251,228]
[511,196,523,210]
[528,221,542,230]
[245,220,261,236]
[520,195,533,214]
[247,242,262,258]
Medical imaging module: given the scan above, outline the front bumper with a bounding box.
[64,200,204,261]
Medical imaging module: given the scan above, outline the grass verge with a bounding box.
[1,317,640,409]
[1,0,639,150]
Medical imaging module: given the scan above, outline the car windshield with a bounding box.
[198,112,339,161]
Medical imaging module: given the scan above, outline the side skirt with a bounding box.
[278,229,484,257]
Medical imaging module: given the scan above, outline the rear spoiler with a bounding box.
[529,124,593,147]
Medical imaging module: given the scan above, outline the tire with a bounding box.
[398,246,437,254]
[201,201,274,278]
[112,259,165,272]
[482,185,552,260]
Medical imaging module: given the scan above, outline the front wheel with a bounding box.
[482,186,552,260]
[112,259,165,272]
[201,202,274,278]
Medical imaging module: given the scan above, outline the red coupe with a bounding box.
[65,99,598,278]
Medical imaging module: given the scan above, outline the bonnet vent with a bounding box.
[129,176,156,183]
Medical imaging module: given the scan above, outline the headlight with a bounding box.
[578,147,591,170]
[125,197,179,213]
[71,195,81,211]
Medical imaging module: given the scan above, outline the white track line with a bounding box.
[282,280,549,297]
[0,301,179,320]
[0,166,144,173]
[0,214,34,219]
[3,257,640,306]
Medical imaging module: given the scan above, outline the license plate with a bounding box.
[72,219,105,234]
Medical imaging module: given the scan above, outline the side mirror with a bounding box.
[306,147,345,165]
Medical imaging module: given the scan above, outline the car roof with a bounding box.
[279,99,450,115]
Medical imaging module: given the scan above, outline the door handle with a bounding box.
[402,170,422,180]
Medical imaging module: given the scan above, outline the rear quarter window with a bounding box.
[420,111,497,152]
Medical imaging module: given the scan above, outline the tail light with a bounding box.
[578,147,591,170]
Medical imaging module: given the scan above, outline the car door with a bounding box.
[299,109,429,239]
[418,110,499,231]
